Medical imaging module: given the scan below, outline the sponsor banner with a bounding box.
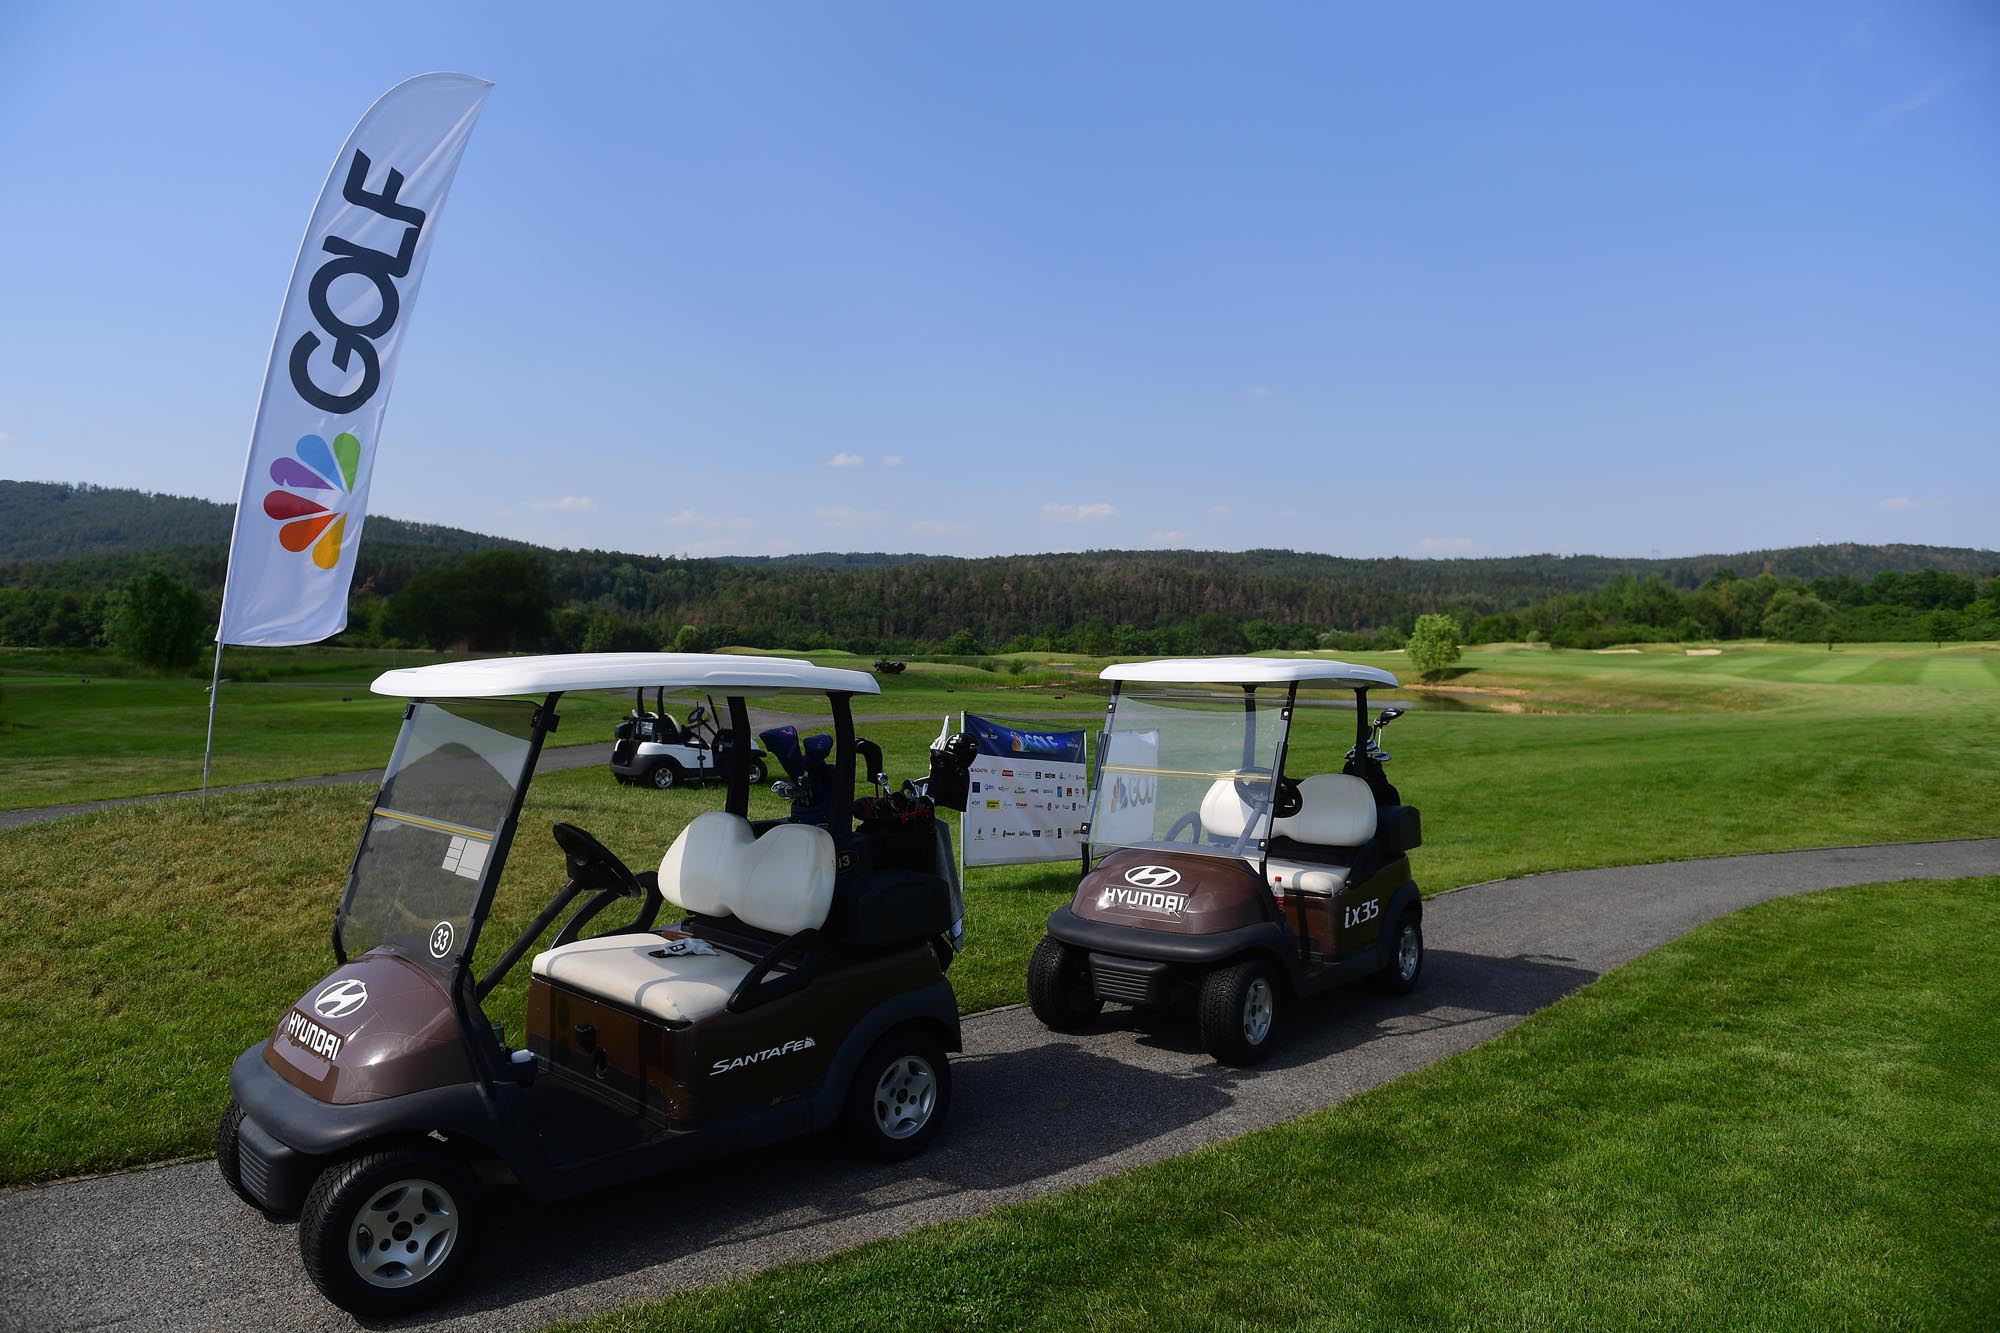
[218,73,492,646]
[962,713,1088,867]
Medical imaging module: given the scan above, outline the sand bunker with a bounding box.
[1685,648,1722,656]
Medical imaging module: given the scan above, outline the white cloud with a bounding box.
[0,430,11,443]
[496,508,516,518]
[880,454,904,466]
[531,496,593,512]
[815,506,887,529]
[1147,529,1190,545]
[1417,536,1475,553]
[1208,503,1230,518]
[1280,507,1298,519]
[827,452,865,468]
[666,509,754,532]
[1043,501,1117,522]
[1877,490,1945,511]
[1860,72,1955,141]
[910,518,973,538]
[1247,386,1273,400]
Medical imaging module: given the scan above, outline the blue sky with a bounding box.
[1,2,1993,560]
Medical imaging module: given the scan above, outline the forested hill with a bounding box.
[2,479,1993,651]
[0,481,520,562]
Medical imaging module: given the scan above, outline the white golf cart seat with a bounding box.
[1265,774,1378,894]
[1199,779,1271,842]
[531,813,836,1024]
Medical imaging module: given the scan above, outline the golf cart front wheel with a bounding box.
[1370,909,1424,996]
[1198,958,1280,1066]
[843,1030,952,1162]
[648,761,683,790]
[298,1145,480,1318]
[1027,936,1103,1032]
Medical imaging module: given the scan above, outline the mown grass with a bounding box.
[553,878,2000,1332]
[3,646,1998,1183]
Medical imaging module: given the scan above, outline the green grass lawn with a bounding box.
[1,644,1997,1183]
[552,877,2000,1332]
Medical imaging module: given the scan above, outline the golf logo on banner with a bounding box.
[961,713,1088,867]
[218,72,492,646]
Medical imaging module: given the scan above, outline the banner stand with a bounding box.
[200,641,224,816]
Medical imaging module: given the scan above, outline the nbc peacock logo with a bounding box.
[262,432,361,570]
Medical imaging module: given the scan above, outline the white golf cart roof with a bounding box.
[372,652,881,700]
[1101,656,1399,688]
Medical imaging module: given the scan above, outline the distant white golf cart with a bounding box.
[610,688,768,790]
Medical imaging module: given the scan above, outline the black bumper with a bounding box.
[230,1047,504,1163]
[1046,906,1293,968]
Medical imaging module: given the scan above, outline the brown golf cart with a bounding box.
[217,653,972,1316]
[1028,657,1424,1065]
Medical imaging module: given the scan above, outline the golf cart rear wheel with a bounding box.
[298,1145,480,1318]
[1027,936,1103,1032]
[744,756,768,786]
[1370,909,1424,996]
[648,760,684,790]
[1198,958,1280,1066]
[842,1030,951,1162]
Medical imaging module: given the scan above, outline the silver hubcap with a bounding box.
[348,1178,459,1290]
[1398,924,1421,980]
[873,1055,937,1140]
[1242,977,1274,1045]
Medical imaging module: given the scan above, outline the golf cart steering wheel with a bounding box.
[1165,811,1203,843]
[551,822,643,898]
[1232,768,1304,821]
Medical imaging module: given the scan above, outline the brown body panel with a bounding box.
[1269,857,1408,962]
[1070,847,1276,935]
[527,930,943,1125]
[264,950,473,1104]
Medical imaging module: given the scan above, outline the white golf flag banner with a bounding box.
[961,713,1090,868]
[217,73,492,646]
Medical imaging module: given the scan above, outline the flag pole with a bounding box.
[200,638,224,816]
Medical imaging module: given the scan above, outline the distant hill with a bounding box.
[2,479,1992,647]
[0,481,521,563]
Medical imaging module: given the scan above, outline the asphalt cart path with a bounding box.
[4,838,1996,1332]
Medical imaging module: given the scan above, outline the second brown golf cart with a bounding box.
[1028,657,1425,1065]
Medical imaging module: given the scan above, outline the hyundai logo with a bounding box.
[1123,864,1182,889]
[314,978,369,1020]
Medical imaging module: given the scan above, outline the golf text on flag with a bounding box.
[217,73,492,646]
[961,713,1089,868]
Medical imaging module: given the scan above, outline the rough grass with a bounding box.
[552,878,2000,1332]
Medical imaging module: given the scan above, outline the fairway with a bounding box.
[1,641,1996,1185]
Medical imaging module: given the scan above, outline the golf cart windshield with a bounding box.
[335,700,539,973]
[1088,687,1290,860]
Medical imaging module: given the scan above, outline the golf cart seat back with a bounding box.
[1199,780,1271,841]
[1273,774,1378,847]
[659,811,836,936]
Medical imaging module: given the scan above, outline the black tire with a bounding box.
[215,1100,259,1210]
[648,760,683,790]
[1370,908,1424,996]
[841,1030,952,1162]
[1027,936,1103,1033]
[298,1146,480,1318]
[744,756,768,786]
[1197,957,1280,1067]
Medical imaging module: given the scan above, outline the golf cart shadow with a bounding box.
[1116,947,1601,1071]
[420,1041,1232,1325]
